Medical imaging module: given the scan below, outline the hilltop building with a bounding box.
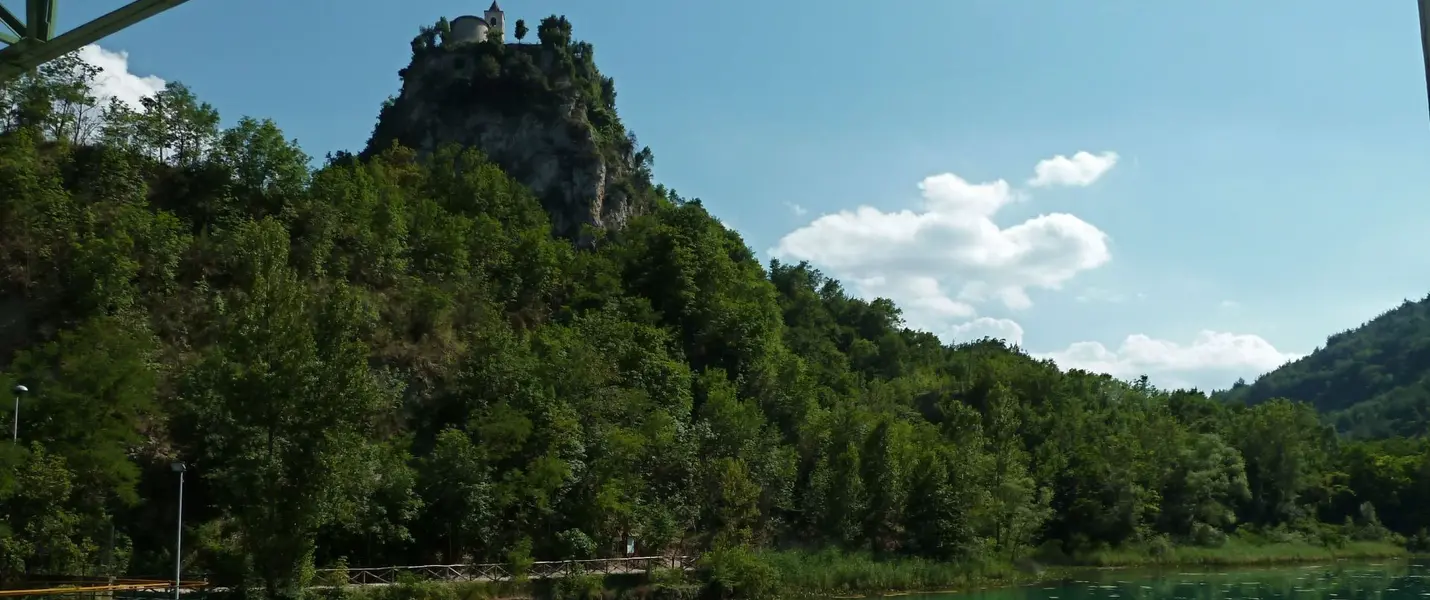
[449,1,506,45]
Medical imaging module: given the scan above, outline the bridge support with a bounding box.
[1420,0,1430,123]
[0,0,192,83]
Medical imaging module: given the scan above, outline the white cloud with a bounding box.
[851,274,975,321]
[772,152,1114,333]
[1028,151,1119,188]
[1038,331,1301,391]
[948,317,1024,346]
[76,45,166,108]
[1075,287,1127,303]
[768,150,1294,392]
[785,202,808,216]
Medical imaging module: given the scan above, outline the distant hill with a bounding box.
[1218,294,1430,438]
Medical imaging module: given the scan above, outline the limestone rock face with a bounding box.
[365,41,645,239]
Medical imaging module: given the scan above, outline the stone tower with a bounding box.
[445,1,505,45]
[483,1,505,43]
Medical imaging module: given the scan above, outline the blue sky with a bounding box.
[54,0,1430,390]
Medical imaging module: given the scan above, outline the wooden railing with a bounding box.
[315,555,693,586]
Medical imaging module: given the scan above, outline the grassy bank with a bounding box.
[754,550,1044,597]
[1071,539,1408,567]
[325,571,701,600]
[724,541,1411,598]
[321,541,1410,600]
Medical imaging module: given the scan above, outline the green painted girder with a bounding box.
[0,0,192,83]
[28,0,58,40]
[0,4,24,44]
[1420,0,1430,122]
[0,0,55,46]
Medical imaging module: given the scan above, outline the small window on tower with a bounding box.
[489,17,497,25]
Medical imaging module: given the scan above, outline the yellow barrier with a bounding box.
[0,580,206,597]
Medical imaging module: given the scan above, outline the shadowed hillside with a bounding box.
[1220,295,1430,438]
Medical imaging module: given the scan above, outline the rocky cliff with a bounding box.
[364,16,655,239]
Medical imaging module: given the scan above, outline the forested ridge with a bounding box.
[2,17,1430,600]
[1220,295,1430,439]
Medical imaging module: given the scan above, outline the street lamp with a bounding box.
[11,384,26,443]
[171,461,186,600]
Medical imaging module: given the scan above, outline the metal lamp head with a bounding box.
[171,461,186,473]
[12,384,26,395]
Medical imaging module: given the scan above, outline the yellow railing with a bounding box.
[0,579,206,597]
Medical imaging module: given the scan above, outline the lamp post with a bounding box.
[171,461,186,600]
[11,384,26,443]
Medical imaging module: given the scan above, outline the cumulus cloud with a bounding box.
[1028,151,1119,188]
[851,275,975,321]
[948,317,1024,346]
[769,150,1297,391]
[1038,331,1301,391]
[772,153,1114,333]
[940,318,1293,392]
[938,317,1294,390]
[76,45,166,108]
[785,202,808,216]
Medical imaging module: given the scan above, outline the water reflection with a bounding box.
[906,561,1430,600]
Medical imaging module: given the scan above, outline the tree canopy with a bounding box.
[1218,295,1430,438]
[2,17,1429,600]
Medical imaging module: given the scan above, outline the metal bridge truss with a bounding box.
[1420,0,1430,120]
[0,0,191,82]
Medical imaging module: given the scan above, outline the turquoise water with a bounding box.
[912,561,1430,600]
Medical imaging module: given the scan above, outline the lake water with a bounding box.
[912,561,1430,600]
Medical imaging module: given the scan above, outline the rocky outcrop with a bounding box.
[364,33,651,239]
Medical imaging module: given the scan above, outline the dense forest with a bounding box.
[1220,296,1430,438]
[3,15,1430,600]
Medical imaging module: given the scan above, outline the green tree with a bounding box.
[1230,399,1332,524]
[415,429,494,562]
[978,384,1051,559]
[178,219,400,597]
[4,15,1427,596]
[6,316,158,509]
[0,445,92,583]
[436,16,451,45]
[1159,432,1251,545]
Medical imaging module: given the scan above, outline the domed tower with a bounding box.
[483,1,505,43]
[448,15,488,45]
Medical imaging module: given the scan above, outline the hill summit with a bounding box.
[1219,294,1430,437]
[364,14,657,239]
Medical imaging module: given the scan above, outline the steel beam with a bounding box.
[1420,0,1430,122]
[0,4,24,41]
[25,0,56,40]
[0,0,191,82]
